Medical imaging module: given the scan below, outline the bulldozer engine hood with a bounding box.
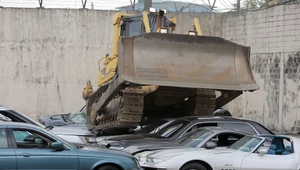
[117,33,259,91]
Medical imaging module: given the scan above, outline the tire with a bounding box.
[180,163,208,170]
[96,165,121,170]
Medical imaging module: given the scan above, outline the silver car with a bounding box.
[0,105,96,145]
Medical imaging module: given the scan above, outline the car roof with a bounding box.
[192,126,251,135]
[176,115,259,124]
[0,105,12,111]
[0,122,42,129]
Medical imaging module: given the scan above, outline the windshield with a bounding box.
[69,111,86,124]
[0,113,12,121]
[228,136,263,152]
[134,119,169,134]
[154,119,190,138]
[178,129,214,147]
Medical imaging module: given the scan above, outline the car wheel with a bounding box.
[96,165,121,170]
[180,163,208,170]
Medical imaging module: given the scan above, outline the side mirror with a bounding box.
[51,142,65,151]
[205,141,217,149]
[258,148,268,156]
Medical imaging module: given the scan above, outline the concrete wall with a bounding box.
[0,4,300,132]
[0,9,115,119]
[221,4,300,132]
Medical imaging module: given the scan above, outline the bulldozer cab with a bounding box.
[120,9,175,38]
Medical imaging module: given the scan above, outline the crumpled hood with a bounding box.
[50,124,92,136]
[98,134,166,145]
[39,114,71,126]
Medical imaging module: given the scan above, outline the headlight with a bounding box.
[79,136,97,144]
[134,151,154,161]
[109,146,125,150]
[146,157,164,164]
[145,153,182,165]
[159,28,168,33]
[188,31,197,35]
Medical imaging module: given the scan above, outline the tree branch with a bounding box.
[130,0,136,10]
[81,0,87,9]
[210,0,217,11]
[179,3,192,12]
[38,0,43,8]
[172,2,178,12]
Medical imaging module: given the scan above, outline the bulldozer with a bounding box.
[82,8,259,132]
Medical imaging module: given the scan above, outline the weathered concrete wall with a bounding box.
[0,8,115,119]
[1,5,300,132]
[0,8,222,120]
[222,4,300,132]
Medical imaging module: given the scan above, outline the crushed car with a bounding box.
[99,116,274,150]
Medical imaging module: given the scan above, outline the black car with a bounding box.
[98,116,274,150]
[127,127,249,154]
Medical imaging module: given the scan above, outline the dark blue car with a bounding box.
[0,122,141,170]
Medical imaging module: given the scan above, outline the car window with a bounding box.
[0,113,11,122]
[186,122,218,133]
[251,122,274,134]
[134,119,169,134]
[0,110,46,128]
[256,136,294,155]
[222,122,256,134]
[12,129,55,149]
[228,136,263,152]
[160,124,183,137]
[69,111,86,124]
[154,119,190,138]
[207,133,245,147]
[179,129,214,147]
[0,129,8,148]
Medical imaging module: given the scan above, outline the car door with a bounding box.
[9,128,79,170]
[241,137,299,170]
[241,152,299,170]
[0,128,17,170]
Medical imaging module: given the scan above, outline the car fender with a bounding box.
[90,159,127,170]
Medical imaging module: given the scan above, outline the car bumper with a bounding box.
[141,165,167,170]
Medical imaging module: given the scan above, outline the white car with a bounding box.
[139,134,300,170]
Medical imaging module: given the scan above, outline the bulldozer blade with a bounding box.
[118,33,259,91]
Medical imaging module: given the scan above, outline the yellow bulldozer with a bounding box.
[82,8,259,132]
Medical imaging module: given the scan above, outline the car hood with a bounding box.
[122,142,184,154]
[98,134,166,144]
[149,147,238,158]
[50,124,92,136]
